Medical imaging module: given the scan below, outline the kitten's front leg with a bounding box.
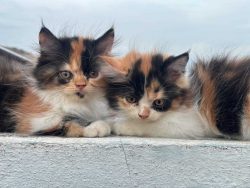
[83,120,111,137]
[35,116,111,137]
[111,121,139,136]
[63,121,85,137]
[63,117,111,137]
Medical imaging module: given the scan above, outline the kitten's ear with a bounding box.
[39,26,59,49]
[165,51,189,81]
[99,56,127,75]
[98,56,127,82]
[95,27,114,55]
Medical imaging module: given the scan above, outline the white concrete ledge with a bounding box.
[0,135,250,188]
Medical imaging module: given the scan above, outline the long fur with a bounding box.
[102,52,250,140]
[0,26,115,137]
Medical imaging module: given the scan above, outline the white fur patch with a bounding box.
[112,107,215,139]
[84,120,111,137]
[29,87,111,134]
[30,111,63,133]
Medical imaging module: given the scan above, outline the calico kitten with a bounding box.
[100,51,250,140]
[0,26,115,137]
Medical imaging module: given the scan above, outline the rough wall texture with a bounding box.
[0,135,250,188]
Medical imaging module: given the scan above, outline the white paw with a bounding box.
[111,124,121,135]
[83,120,111,137]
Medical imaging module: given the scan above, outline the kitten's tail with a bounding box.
[0,47,34,132]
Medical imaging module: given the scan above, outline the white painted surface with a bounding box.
[0,135,250,188]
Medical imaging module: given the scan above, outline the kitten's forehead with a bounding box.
[130,54,165,84]
[69,37,85,71]
[127,54,167,99]
[133,53,166,76]
[139,54,152,76]
[146,79,161,97]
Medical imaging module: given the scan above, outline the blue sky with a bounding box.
[1,0,250,57]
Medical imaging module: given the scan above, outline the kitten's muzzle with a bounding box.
[75,84,86,90]
[138,107,150,120]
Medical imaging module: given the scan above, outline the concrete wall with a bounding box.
[0,135,250,188]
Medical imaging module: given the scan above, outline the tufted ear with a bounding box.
[165,51,189,82]
[95,27,114,55]
[39,26,60,50]
[99,56,127,77]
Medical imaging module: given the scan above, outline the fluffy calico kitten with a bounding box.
[0,26,115,137]
[100,51,250,140]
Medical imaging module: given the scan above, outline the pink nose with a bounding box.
[138,113,149,119]
[76,84,86,90]
[138,107,150,119]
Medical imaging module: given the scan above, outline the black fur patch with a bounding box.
[213,58,250,135]
[81,39,102,79]
[192,56,250,136]
[0,82,25,132]
[34,126,68,136]
[34,27,114,90]
[105,54,187,112]
[106,59,145,109]
[34,115,91,136]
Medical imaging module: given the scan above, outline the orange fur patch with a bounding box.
[68,38,87,87]
[170,97,182,110]
[70,38,85,71]
[64,121,84,137]
[14,89,51,134]
[101,51,140,75]
[146,79,163,101]
[196,64,219,133]
[176,75,189,89]
[140,54,152,76]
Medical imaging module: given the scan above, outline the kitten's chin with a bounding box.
[138,118,160,123]
[62,91,87,100]
[65,87,103,100]
[76,92,85,98]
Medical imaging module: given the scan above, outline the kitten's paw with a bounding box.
[64,122,84,137]
[111,124,121,135]
[83,120,111,137]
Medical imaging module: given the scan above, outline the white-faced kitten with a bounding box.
[0,26,115,137]
[100,51,250,140]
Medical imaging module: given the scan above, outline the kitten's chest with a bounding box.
[29,92,110,133]
[155,108,213,138]
[55,94,111,120]
[114,107,213,138]
[63,99,109,117]
[38,89,110,119]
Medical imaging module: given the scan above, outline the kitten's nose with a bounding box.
[138,107,150,119]
[76,84,86,90]
[138,113,149,119]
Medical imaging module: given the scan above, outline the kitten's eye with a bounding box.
[126,96,136,103]
[59,71,72,80]
[89,71,99,78]
[153,99,165,107]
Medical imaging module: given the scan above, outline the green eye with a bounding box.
[153,99,165,107]
[59,71,72,80]
[126,96,136,103]
[89,71,99,78]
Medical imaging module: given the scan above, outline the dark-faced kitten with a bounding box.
[0,26,115,137]
[100,51,250,139]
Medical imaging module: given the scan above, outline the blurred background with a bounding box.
[1,0,250,58]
